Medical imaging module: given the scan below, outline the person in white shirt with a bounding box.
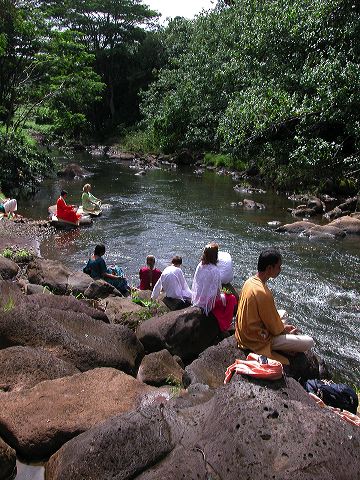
[151,256,192,311]
[217,250,238,300]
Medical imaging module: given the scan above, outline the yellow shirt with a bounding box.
[235,275,289,364]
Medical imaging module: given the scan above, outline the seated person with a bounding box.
[139,255,162,290]
[192,242,237,332]
[82,184,101,212]
[56,190,81,223]
[83,244,130,296]
[151,256,192,310]
[217,249,238,300]
[235,248,315,364]
[0,189,18,218]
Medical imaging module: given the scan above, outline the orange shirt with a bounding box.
[235,275,289,364]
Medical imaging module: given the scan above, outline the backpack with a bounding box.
[305,379,358,414]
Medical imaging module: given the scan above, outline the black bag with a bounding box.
[305,379,358,414]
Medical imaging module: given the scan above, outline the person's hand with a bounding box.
[284,324,298,334]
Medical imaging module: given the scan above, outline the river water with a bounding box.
[20,153,360,385]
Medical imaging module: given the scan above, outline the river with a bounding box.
[20,153,360,385]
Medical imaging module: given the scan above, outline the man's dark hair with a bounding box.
[257,249,282,272]
[171,255,182,266]
[60,189,68,196]
[94,244,106,256]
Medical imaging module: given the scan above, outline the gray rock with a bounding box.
[0,437,16,480]
[105,296,144,329]
[67,271,93,296]
[0,256,19,280]
[0,303,143,374]
[0,346,79,392]
[137,349,184,387]
[83,278,119,299]
[0,368,161,460]
[328,215,360,235]
[25,283,52,295]
[276,220,316,235]
[26,258,72,294]
[136,307,221,363]
[46,377,360,480]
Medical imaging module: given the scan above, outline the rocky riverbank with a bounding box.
[0,229,359,480]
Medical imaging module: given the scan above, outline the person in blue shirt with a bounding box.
[83,244,129,296]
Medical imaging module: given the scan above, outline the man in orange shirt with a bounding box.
[235,249,314,364]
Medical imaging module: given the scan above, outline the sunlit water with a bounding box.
[20,154,360,385]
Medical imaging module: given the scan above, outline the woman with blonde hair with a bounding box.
[192,242,237,332]
[81,184,101,212]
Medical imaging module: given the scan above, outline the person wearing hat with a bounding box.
[56,190,81,223]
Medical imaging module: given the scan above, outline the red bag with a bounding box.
[224,353,283,384]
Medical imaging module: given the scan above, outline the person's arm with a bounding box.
[256,289,285,336]
[179,270,192,298]
[151,276,162,300]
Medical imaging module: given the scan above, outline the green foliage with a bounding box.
[1,246,34,263]
[120,128,160,154]
[139,0,360,192]
[0,130,53,193]
[165,375,183,397]
[3,296,14,312]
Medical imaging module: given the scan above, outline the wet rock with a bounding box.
[303,224,346,239]
[0,346,79,392]
[0,368,159,460]
[56,163,89,178]
[136,307,221,363]
[0,437,16,480]
[276,220,316,235]
[325,196,358,220]
[243,198,265,209]
[26,258,72,294]
[288,196,325,217]
[45,403,177,480]
[0,257,19,280]
[105,296,144,329]
[46,378,360,480]
[137,349,184,387]
[0,303,143,373]
[328,215,360,235]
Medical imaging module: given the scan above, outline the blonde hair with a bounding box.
[83,184,91,192]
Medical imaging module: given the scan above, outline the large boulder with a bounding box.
[45,377,360,480]
[325,196,359,220]
[56,163,89,178]
[0,257,19,280]
[183,336,245,388]
[105,296,145,329]
[243,198,265,209]
[67,271,93,296]
[276,220,316,235]
[137,349,184,387]
[0,437,16,480]
[303,224,346,239]
[0,368,163,460]
[45,404,178,480]
[83,278,119,299]
[0,303,143,374]
[328,215,360,235]
[0,281,23,308]
[0,346,79,392]
[136,307,221,363]
[26,259,72,294]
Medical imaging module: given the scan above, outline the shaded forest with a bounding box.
[1,0,359,194]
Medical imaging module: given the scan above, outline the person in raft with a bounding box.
[139,255,162,291]
[56,190,81,224]
[81,184,101,212]
[235,248,315,364]
[83,244,130,296]
[191,242,237,332]
[0,189,18,218]
[151,255,192,310]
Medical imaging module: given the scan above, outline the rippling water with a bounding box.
[20,153,360,384]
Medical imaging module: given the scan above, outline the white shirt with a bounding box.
[151,265,192,301]
[217,251,234,284]
[191,263,222,315]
